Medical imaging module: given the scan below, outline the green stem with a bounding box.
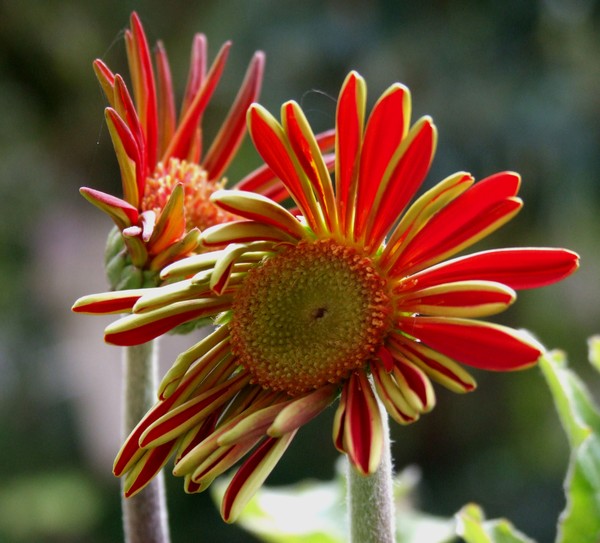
[347,403,395,543]
[121,341,171,543]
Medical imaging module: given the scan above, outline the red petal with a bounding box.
[129,13,158,170]
[354,84,410,240]
[180,34,207,118]
[399,248,580,292]
[397,316,541,371]
[79,187,139,227]
[203,51,265,181]
[335,72,365,233]
[365,119,436,248]
[344,372,382,475]
[105,306,215,346]
[123,441,178,498]
[391,172,522,276]
[155,41,177,158]
[164,41,231,162]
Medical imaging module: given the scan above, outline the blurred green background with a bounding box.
[0,0,598,541]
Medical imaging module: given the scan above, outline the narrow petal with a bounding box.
[164,41,231,162]
[389,338,477,393]
[392,356,435,413]
[203,51,265,180]
[379,172,474,272]
[396,280,517,317]
[371,361,419,425]
[105,108,141,208]
[217,402,287,447]
[397,248,580,292]
[79,187,139,229]
[332,385,348,453]
[147,183,186,255]
[148,227,201,272]
[122,441,178,498]
[140,372,251,448]
[201,220,299,247]
[158,326,230,400]
[72,289,144,314]
[354,83,411,241]
[211,189,307,240]
[93,59,116,105]
[282,101,337,232]
[104,297,233,346]
[221,432,297,523]
[344,372,383,475]
[390,172,523,276]
[128,12,158,169]
[362,117,437,249]
[248,104,324,232]
[155,41,177,158]
[267,384,337,437]
[160,249,223,280]
[335,71,366,235]
[397,316,542,371]
[180,34,207,118]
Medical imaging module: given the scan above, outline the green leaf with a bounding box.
[539,349,600,543]
[211,464,456,543]
[455,504,535,543]
[588,336,600,373]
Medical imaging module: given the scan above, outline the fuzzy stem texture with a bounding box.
[347,403,395,543]
[121,341,171,543]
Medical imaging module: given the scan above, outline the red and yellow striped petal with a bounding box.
[203,51,265,181]
[397,248,580,292]
[335,71,366,235]
[396,280,516,317]
[343,372,383,476]
[397,316,542,371]
[221,432,297,523]
[391,172,523,276]
[72,288,144,314]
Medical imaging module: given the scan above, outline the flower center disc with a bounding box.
[230,239,391,396]
[143,158,236,231]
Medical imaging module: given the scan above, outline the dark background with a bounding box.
[0,0,598,541]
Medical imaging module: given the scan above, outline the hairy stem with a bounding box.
[347,404,395,543]
[122,341,171,543]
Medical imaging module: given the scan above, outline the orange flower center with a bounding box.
[142,158,237,231]
[230,239,392,396]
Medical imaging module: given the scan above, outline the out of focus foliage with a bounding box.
[0,1,598,541]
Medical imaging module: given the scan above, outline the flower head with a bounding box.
[73,71,579,521]
[80,12,267,285]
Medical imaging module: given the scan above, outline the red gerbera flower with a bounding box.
[73,71,578,521]
[81,12,269,282]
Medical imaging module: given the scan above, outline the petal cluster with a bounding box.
[73,70,579,521]
[80,12,267,275]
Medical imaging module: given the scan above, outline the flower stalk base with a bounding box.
[122,342,171,543]
[347,400,395,543]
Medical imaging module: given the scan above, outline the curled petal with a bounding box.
[211,189,307,240]
[104,297,233,346]
[396,280,517,317]
[201,220,299,247]
[140,372,251,448]
[371,361,419,425]
[268,384,337,437]
[72,289,144,314]
[344,372,383,475]
[79,187,139,229]
[123,441,179,498]
[389,338,477,393]
[221,432,297,523]
[147,183,186,255]
[397,316,542,371]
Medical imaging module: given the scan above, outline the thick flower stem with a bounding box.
[347,404,395,543]
[122,341,171,543]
